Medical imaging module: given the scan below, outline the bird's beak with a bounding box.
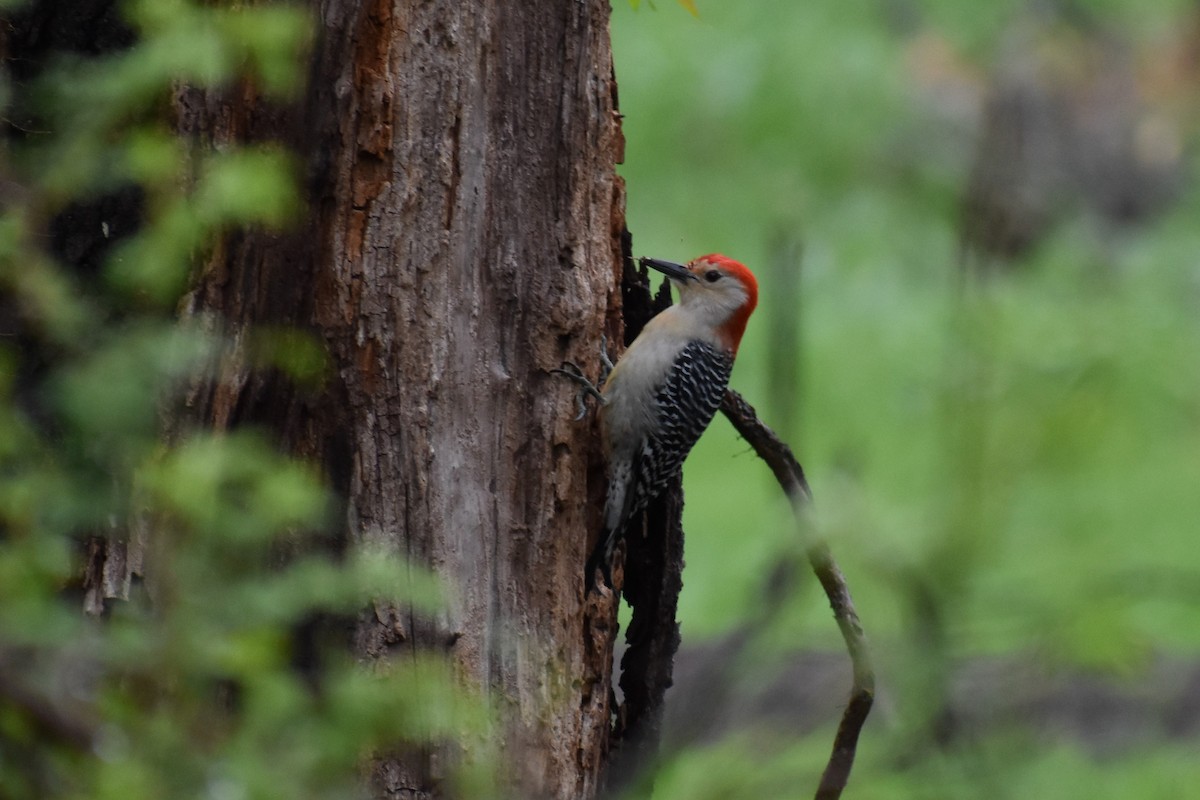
[640,257,696,282]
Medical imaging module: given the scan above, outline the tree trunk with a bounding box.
[28,0,696,795]
[171,1,631,797]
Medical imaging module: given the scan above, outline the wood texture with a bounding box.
[173,1,629,797]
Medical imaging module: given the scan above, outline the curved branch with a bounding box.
[719,389,874,800]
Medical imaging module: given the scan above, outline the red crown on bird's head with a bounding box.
[689,253,757,353]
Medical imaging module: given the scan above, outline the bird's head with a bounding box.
[641,254,759,353]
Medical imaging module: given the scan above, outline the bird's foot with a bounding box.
[552,357,609,422]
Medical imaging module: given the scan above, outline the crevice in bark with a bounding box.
[591,253,689,797]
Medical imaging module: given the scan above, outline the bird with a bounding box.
[557,254,759,590]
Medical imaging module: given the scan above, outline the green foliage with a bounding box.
[0,2,493,798]
[614,0,1200,796]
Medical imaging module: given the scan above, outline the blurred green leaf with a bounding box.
[247,326,331,385]
[216,6,313,96]
[141,431,327,544]
[195,149,299,228]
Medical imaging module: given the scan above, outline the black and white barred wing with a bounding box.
[628,340,734,519]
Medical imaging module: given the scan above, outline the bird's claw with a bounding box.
[599,334,615,384]
[551,361,604,420]
[550,362,586,382]
[552,335,616,420]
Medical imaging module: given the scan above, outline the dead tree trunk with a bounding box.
[171,1,629,797]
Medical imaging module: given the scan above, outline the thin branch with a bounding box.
[719,389,874,800]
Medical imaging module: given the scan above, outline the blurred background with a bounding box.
[613,1,1200,797]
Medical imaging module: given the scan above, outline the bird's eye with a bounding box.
[704,270,721,283]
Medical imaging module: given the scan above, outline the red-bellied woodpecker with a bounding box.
[557,254,759,590]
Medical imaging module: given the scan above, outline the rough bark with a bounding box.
[13,0,687,794]
[170,2,627,798]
